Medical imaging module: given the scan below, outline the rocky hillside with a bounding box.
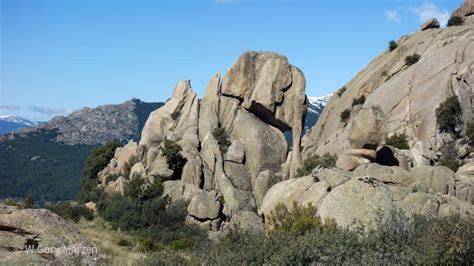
[0,116,37,135]
[2,98,164,145]
[0,99,163,202]
[302,3,474,162]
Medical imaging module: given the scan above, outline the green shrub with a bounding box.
[104,174,120,184]
[117,238,132,247]
[351,95,366,107]
[160,139,186,179]
[386,133,410,150]
[22,194,34,209]
[123,155,138,179]
[389,40,398,51]
[170,239,193,251]
[80,142,121,202]
[126,177,163,202]
[203,214,473,265]
[3,198,19,207]
[46,202,93,223]
[135,237,160,252]
[405,53,421,66]
[267,202,336,235]
[297,153,337,177]
[439,159,461,172]
[218,195,225,205]
[447,16,463,27]
[336,86,347,97]
[436,96,463,135]
[212,127,231,153]
[141,249,191,264]
[437,141,461,172]
[340,108,351,123]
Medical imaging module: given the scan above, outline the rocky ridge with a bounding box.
[1,99,163,145]
[302,4,474,168]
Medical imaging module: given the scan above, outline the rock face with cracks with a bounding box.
[99,51,307,231]
[302,5,474,162]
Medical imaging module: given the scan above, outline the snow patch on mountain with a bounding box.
[0,115,37,127]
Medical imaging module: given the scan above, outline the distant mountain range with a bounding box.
[0,99,164,203]
[0,115,38,135]
[0,95,329,203]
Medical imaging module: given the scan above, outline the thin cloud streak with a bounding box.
[28,106,73,117]
[0,104,21,110]
[385,10,401,23]
[409,2,450,26]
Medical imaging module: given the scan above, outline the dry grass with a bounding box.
[75,218,147,265]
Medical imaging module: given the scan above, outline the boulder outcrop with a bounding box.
[99,51,306,231]
[336,106,388,170]
[0,204,97,264]
[260,166,474,230]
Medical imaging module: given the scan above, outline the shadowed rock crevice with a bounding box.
[376,146,400,166]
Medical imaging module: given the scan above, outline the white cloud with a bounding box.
[28,106,73,117]
[385,10,401,23]
[409,2,450,26]
[0,104,21,110]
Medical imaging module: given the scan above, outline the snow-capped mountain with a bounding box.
[285,94,332,144]
[0,115,37,135]
[308,94,332,114]
[304,94,332,133]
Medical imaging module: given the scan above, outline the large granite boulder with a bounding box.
[455,162,474,202]
[161,180,201,203]
[335,106,388,171]
[230,109,287,180]
[259,176,332,220]
[318,177,400,230]
[411,166,456,196]
[187,191,222,220]
[420,18,440,31]
[221,51,307,178]
[0,204,97,264]
[354,163,414,186]
[99,140,138,184]
[347,106,388,149]
[140,80,199,148]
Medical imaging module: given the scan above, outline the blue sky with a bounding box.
[1,0,463,121]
